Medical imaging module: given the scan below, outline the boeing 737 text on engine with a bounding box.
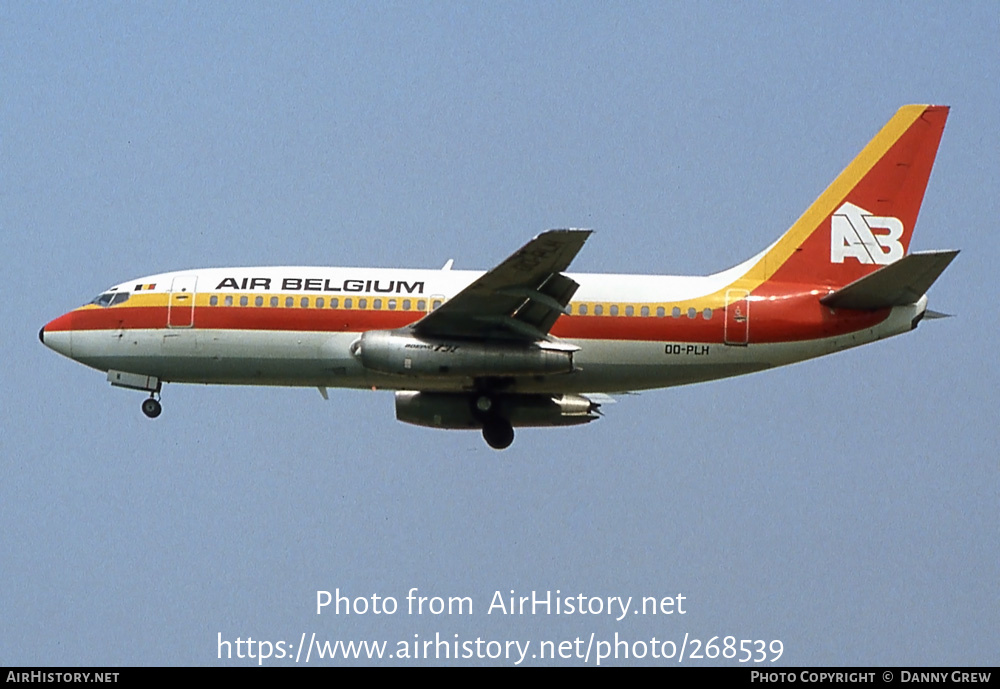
[40,105,957,449]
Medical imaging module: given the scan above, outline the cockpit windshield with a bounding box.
[88,291,131,307]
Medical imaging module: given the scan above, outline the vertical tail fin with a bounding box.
[747,105,949,290]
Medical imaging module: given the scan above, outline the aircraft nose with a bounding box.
[40,312,75,358]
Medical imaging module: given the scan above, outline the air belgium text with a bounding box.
[214,277,425,294]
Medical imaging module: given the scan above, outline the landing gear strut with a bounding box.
[472,392,514,450]
[141,396,162,419]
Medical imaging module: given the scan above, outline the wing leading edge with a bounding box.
[412,229,592,342]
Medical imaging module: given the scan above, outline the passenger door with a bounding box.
[167,276,198,328]
[724,289,749,346]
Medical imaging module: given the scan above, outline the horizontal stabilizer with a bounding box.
[820,250,959,310]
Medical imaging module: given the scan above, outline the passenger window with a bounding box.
[402,299,410,310]
[210,295,218,306]
[432,299,442,310]
[255,296,263,307]
[610,305,619,316]
[240,296,248,307]
[672,306,681,318]
[331,298,339,309]
[373,298,382,310]
[316,297,325,308]
[270,296,278,307]
[388,299,396,310]
[703,308,713,320]
[344,298,353,309]
[687,307,697,319]
[301,297,309,308]
[594,304,603,316]
[359,298,368,309]
[285,297,294,308]
[579,304,588,315]
[641,306,650,317]
[417,300,427,310]
[656,306,665,318]
[225,296,234,307]
[625,305,634,317]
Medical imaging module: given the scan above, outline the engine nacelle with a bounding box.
[354,330,575,378]
[395,391,601,429]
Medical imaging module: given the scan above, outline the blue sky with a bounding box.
[3,3,997,665]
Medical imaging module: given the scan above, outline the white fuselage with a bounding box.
[42,264,923,394]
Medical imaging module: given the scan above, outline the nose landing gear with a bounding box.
[106,370,163,419]
[141,396,162,419]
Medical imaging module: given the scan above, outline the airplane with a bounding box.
[40,104,957,449]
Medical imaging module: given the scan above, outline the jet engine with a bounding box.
[354,330,576,378]
[394,391,601,429]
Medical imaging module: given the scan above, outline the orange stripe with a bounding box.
[50,296,889,345]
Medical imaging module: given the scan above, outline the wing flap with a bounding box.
[507,272,580,336]
[414,229,591,341]
[820,250,959,310]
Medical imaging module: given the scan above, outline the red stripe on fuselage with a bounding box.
[47,287,890,344]
[744,287,888,342]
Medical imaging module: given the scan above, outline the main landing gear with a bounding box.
[482,417,514,450]
[141,395,162,419]
[475,394,514,450]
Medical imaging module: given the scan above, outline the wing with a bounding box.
[413,229,592,342]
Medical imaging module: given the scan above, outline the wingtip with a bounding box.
[534,228,594,244]
[542,227,593,235]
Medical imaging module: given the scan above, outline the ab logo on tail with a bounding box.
[830,202,904,265]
